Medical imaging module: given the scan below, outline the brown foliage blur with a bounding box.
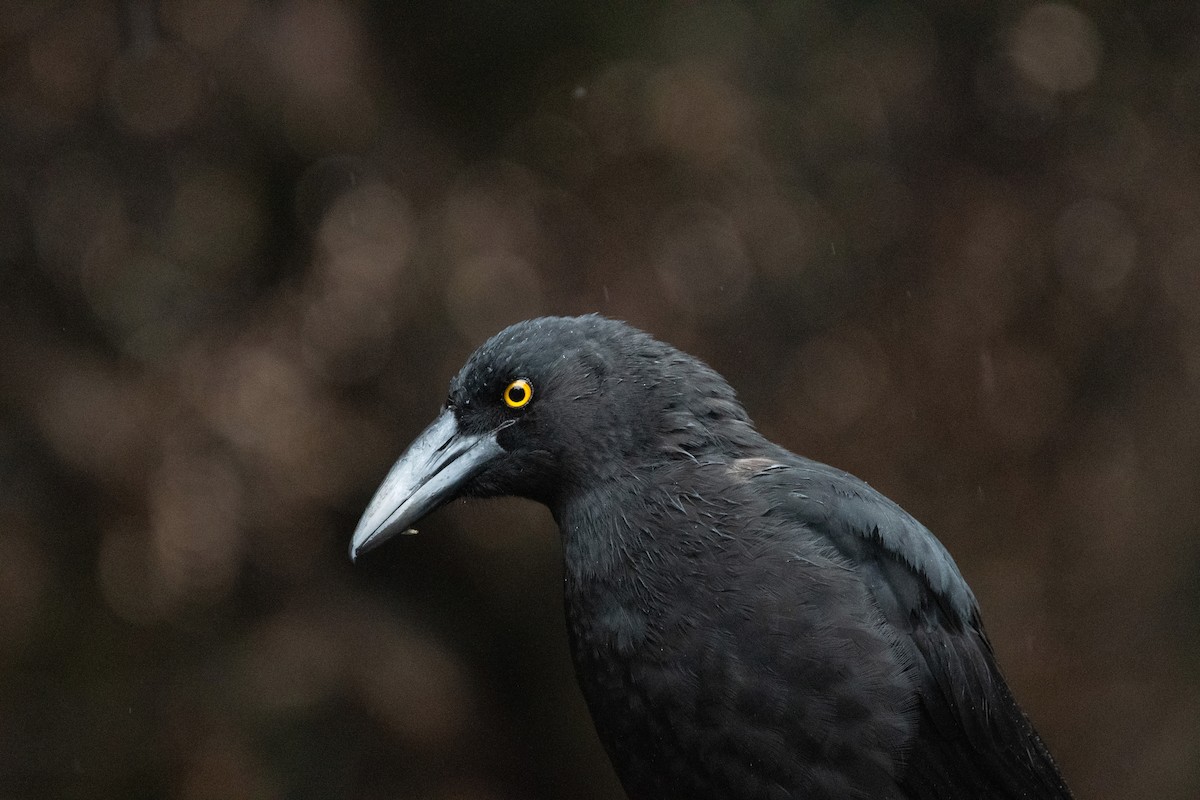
[1,1,1198,798]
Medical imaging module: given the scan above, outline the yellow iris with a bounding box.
[503,378,533,408]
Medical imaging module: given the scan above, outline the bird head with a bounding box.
[349,315,759,560]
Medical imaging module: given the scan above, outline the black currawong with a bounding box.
[350,315,1073,800]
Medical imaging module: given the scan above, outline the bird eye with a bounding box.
[503,379,533,409]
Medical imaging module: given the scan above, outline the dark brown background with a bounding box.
[1,1,1198,798]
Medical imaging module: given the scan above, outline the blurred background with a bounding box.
[1,0,1198,798]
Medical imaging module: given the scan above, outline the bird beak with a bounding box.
[349,408,504,561]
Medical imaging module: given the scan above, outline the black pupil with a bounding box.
[510,384,526,403]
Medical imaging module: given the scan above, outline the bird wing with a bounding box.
[749,456,1072,799]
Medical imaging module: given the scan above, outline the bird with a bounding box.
[350,314,1072,800]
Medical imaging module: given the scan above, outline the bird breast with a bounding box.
[554,472,918,799]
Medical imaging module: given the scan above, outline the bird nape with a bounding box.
[350,315,1072,800]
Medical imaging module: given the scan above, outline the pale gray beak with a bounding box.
[349,409,504,561]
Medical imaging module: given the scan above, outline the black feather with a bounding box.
[354,316,1073,799]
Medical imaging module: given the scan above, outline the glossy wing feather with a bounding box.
[754,456,1072,799]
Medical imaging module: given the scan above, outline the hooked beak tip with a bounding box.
[348,529,380,562]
